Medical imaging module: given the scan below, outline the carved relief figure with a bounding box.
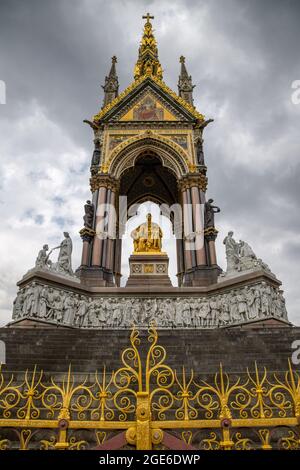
[13,278,289,330]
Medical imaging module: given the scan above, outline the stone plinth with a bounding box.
[126,252,172,287]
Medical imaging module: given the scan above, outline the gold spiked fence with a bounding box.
[0,325,300,450]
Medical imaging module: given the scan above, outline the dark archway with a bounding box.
[119,152,178,209]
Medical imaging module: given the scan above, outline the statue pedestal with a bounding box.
[126,253,172,287]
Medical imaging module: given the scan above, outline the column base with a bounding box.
[183,265,222,287]
[75,266,115,287]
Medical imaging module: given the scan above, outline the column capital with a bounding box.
[178,172,207,192]
[79,227,96,242]
[90,174,120,193]
[204,226,218,241]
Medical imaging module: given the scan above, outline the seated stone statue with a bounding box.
[222,231,274,276]
[35,244,51,269]
[238,240,257,271]
[131,213,163,253]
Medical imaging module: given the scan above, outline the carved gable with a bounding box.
[94,77,204,123]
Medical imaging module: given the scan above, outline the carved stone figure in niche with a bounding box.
[194,119,214,165]
[83,200,94,229]
[91,137,102,167]
[195,136,205,165]
[204,199,220,229]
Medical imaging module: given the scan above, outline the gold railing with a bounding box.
[0,326,300,450]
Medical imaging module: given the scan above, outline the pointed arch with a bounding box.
[107,134,190,179]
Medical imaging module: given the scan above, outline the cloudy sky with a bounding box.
[0,0,299,326]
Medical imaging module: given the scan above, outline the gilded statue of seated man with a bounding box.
[131,213,163,253]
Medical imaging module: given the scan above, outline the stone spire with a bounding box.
[134,13,163,80]
[178,56,195,106]
[102,56,119,108]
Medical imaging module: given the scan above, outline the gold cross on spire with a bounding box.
[142,13,154,23]
[134,13,162,81]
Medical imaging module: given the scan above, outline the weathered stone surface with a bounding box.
[10,268,289,329]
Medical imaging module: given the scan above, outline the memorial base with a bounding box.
[126,252,172,287]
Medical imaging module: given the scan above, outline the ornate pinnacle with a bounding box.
[134,13,163,81]
[178,55,195,106]
[102,55,119,108]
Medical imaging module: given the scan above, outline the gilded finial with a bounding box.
[180,55,185,63]
[134,13,163,81]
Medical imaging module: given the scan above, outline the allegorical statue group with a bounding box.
[34,232,74,277]
[223,231,273,275]
[12,280,288,329]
